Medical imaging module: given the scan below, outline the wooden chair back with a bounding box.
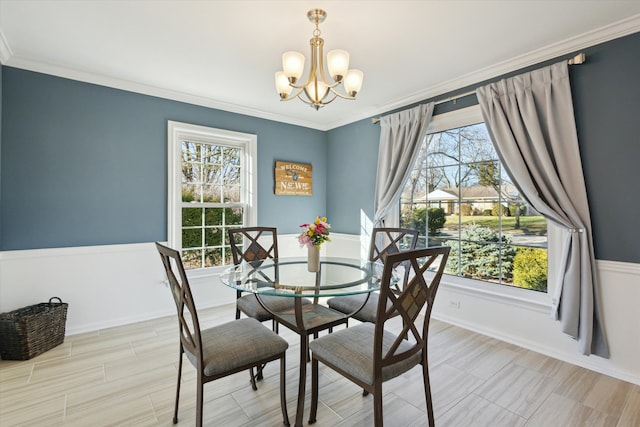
[368,227,419,263]
[228,226,279,265]
[374,246,450,373]
[155,243,203,365]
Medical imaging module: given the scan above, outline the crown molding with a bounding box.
[1,55,327,130]
[0,29,12,64]
[329,14,640,129]
[1,15,638,131]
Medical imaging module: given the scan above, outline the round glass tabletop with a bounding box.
[221,256,384,298]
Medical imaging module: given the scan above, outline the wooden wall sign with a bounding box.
[274,161,312,196]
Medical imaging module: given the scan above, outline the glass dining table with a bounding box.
[220,256,384,427]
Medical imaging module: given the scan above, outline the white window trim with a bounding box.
[424,105,555,311]
[167,121,257,276]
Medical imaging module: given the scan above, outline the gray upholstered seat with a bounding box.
[155,243,289,427]
[186,317,289,377]
[309,322,420,385]
[237,294,307,322]
[325,293,392,323]
[309,246,451,427]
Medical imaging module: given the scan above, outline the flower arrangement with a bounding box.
[298,216,331,248]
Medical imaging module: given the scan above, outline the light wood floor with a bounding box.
[1,303,639,426]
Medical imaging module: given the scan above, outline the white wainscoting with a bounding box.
[1,234,638,385]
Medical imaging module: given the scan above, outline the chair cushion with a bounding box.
[185,317,289,377]
[327,293,397,323]
[309,322,421,386]
[238,294,311,322]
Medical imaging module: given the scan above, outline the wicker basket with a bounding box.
[0,297,68,360]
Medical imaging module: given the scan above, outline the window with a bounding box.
[400,106,548,292]
[168,121,257,270]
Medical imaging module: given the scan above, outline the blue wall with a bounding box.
[0,69,326,250]
[2,32,639,263]
[326,118,380,234]
[326,32,640,264]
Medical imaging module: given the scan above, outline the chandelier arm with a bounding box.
[293,92,339,109]
[319,93,339,105]
[317,58,342,88]
[279,87,307,101]
[288,77,341,90]
[328,87,356,100]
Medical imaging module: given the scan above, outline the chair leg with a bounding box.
[373,383,383,427]
[173,349,183,424]
[196,378,204,427]
[423,359,435,427]
[308,357,319,424]
[256,363,265,380]
[280,355,290,426]
[307,335,313,362]
[249,367,258,391]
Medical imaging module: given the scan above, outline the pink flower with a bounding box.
[297,216,331,248]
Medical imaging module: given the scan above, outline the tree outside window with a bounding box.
[168,121,256,271]
[400,119,548,292]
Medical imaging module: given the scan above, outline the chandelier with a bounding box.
[275,9,364,110]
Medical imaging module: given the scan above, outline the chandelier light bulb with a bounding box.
[327,50,349,82]
[344,69,364,97]
[275,71,293,98]
[304,80,330,105]
[282,51,305,83]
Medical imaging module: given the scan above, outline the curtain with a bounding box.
[475,61,608,357]
[373,103,435,227]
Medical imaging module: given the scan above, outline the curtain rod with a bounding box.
[371,52,586,124]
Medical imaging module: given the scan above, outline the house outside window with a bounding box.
[400,106,548,292]
[167,121,257,270]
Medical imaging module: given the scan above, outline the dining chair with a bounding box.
[155,243,290,427]
[229,227,311,329]
[228,226,311,387]
[327,227,419,323]
[308,246,450,427]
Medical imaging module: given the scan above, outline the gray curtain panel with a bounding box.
[476,61,608,357]
[373,103,435,226]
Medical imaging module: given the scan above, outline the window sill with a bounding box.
[438,274,553,314]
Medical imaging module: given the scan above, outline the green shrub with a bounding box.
[492,204,510,217]
[513,247,548,291]
[405,207,446,236]
[460,204,473,216]
[405,207,426,235]
[445,225,515,281]
[182,188,196,202]
[509,203,526,217]
[427,208,446,235]
[482,209,492,216]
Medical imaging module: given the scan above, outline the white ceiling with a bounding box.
[1,1,639,130]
